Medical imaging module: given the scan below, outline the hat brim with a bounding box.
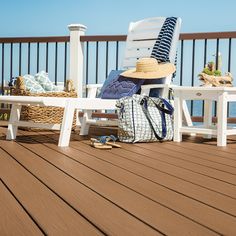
[121,63,176,79]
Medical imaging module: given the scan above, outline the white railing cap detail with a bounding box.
[68,24,87,31]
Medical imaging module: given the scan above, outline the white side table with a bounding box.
[173,86,236,146]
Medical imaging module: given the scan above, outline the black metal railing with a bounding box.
[1,32,236,123]
[0,36,69,120]
[0,36,70,96]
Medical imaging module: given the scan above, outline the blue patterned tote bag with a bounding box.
[116,94,174,143]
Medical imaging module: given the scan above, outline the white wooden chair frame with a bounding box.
[1,17,193,147]
[79,17,192,135]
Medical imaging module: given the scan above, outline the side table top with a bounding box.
[172,86,236,92]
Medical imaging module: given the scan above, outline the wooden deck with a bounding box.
[0,126,236,236]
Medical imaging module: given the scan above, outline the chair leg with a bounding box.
[80,110,92,135]
[6,104,21,140]
[58,99,76,147]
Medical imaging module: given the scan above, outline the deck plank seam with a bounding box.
[14,133,231,235]
[114,144,236,184]
[151,142,236,164]
[8,130,236,204]
[0,129,235,234]
[169,141,236,161]
[19,131,236,219]
[70,141,236,200]
[9,138,165,235]
[0,146,107,236]
[0,178,46,235]
[131,143,236,171]
[29,130,236,201]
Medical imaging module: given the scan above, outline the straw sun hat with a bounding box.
[121,58,176,79]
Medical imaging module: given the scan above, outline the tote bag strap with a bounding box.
[140,96,173,141]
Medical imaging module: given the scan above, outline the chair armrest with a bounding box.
[86,84,103,98]
[141,84,177,90]
[86,84,103,89]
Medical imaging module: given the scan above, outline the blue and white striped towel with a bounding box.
[151,17,177,64]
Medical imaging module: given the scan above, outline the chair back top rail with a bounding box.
[0,31,236,44]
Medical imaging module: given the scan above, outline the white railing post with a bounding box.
[68,24,87,97]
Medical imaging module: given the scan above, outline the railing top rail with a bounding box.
[0,36,70,43]
[80,35,127,42]
[0,31,236,44]
[80,31,236,42]
[180,31,236,40]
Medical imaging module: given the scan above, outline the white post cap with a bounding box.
[68,24,87,32]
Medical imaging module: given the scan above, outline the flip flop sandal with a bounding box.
[90,138,112,150]
[95,135,121,148]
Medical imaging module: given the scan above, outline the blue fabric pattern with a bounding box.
[100,70,144,99]
[23,74,45,93]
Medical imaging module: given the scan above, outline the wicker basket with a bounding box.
[10,77,77,128]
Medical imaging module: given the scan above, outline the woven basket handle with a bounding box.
[65,80,75,92]
[16,76,25,90]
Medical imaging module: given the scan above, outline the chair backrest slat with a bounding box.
[122,17,182,72]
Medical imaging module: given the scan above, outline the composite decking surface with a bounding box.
[0,126,236,236]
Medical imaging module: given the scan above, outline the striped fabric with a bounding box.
[151,17,177,63]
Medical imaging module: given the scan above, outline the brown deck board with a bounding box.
[0,126,236,235]
[132,142,236,174]
[0,146,103,236]
[18,130,236,235]
[0,136,160,235]
[0,179,44,236]
[0,137,215,236]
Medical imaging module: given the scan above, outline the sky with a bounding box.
[0,0,236,116]
[0,0,236,37]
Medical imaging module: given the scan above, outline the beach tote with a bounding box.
[116,94,174,143]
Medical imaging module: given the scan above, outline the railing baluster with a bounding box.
[180,40,184,86]
[19,42,22,75]
[191,39,195,116]
[64,42,67,84]
[10,43,13,79]
[215,38,219,70]
[37,42,39,72]
[116,41,119,70]
[202,39,208,116]
[227,38,232,117]
[1,43,4,95]
[55,42,58,85]
[105,41,109,78]
[28,42,31,74]
[46,42,49,72]
[203,39,207,66]
[86,41,89,94]
[214,39,220,117]
[95,41,99,83]
[228,38,232,72]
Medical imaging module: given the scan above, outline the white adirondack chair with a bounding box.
[79,17,192,135]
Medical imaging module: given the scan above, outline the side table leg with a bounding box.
[217,92,227,146]
[174,94,183,142]
[203,100,212,139]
